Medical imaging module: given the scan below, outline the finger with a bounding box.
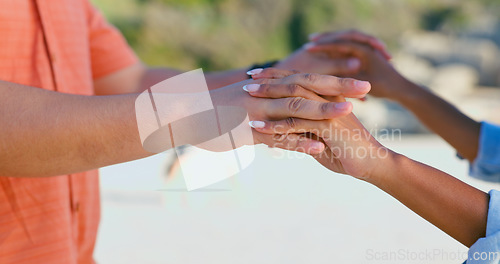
[248,67,300,80]
[327,57,362,76]
[249,118,332,136]
[280,73,371,98]
[311,30,390,58]
[243,83,326,101]
[307,42,386,68]
[303,41,352,57]
[309,30,391,60]
[333,34,391,60]
[321,95,349,103]
[266,97,353,120]
[254,131,325,155]
[307,41,368,57]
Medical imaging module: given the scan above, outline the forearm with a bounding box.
[391,76,480,161]
[0,81,151,177]
[140,67,248,91]
[205,68,249,89]
[95,63,250,95]
[371,152,489,247]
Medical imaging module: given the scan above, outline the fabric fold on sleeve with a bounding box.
[469,122,500,182]
[467,190,500,263]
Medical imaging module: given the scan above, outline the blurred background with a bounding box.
[92,0,500,263]
[93,0,500,132]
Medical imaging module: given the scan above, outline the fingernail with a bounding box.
[335,101,351,110]
[303,42,316,50]
[355,80,371,91]
[347,58,361,69]
[310,141,325,153]
[243,84,260,92]
[246,68,263,75]
[308,32,320,41]
[248,121,266,129]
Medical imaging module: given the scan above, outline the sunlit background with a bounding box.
[92,0,500,263]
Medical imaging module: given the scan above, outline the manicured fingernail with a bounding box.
[347,58,361,69]
[243,84,260,93]
[303,42,316,50]
[246,68,263,75]
[335,101,351,110]
[310,141,325,153]
[248,121,265,129]
[308,32,320,41]
[355,80,371,91]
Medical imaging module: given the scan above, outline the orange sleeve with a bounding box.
[85,1,139,80]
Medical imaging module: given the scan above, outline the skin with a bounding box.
[305,38,480,162]
[0,72,370,177]
[1,29,388,177]
[249,68,488,248]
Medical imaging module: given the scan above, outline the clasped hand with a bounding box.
[211,67,390,181]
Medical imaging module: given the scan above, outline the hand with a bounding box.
[308,29,392,60]
[275,47,362,76]
[306,39,410,101]
[276,30,392,77]
[246,68,390,180]
[210,70,371,155]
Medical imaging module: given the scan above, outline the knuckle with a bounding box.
[284,117,297,129]
[259,84,271,94]
[320,102,331,116]
[338,77,351,87]
[286,97,306,114]
[303,73,320,84]
[286,84,300,96]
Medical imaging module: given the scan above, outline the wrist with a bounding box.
[364,148,406,188]
[386,74,427,104]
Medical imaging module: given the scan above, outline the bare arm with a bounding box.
[256,108,488,247]
[0,63,246,177]
[93,62,250,95]
[1,71,366,177]
[388,76,480,162]
[307,41,481,161]
[374,152,488,247]
[0,80,150,177]
[249,68,489,248]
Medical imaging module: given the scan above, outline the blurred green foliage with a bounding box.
[91,0,500,71]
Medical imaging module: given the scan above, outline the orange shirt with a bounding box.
[0,0,138,263]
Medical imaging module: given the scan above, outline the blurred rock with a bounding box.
[401,31,500,87]
[401,31,451,64]
[461,87,500,123]
[429,64,478,100]
[392,52,435,85]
